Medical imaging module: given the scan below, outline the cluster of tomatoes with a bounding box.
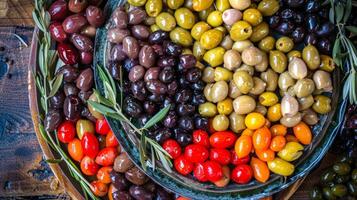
[57,118,120,196]
[165,111,312,185]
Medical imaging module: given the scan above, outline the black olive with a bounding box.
[306,14,320,33]
[129,185,154,200]
[191,80,205,91]
[162,97,175,110]
[317,38,332,54]
[163,111,178,128]
[280,8,295,20]
[179,54,196,69]
[346,115,357,129]
[192,93,206,106]
[291,26,306,43]
[159,67,175,83]
[146,80,167,95]
[49,91,65,109]
[63,83,79,96]
[148,30,169,44]
[294,13,304,24]
[154,128,172,144]
[143,101,156,115]
[305,33,318,46]
[178,76,190,87]
[143,181,156,193]
[112,191,132,200]
[267,15,281,29]
[185,67,202,83]
[305,0,321,13]
[81,107,96,122]
[147,93,164,102]
[110,170,130,191]
[157,56,176,68]
[176,104,195,116]
[194,116,209,130]
[57,65,79,82]
[167,80,179,96]
[315,22,334,37]
[318,7,329,19]
[283,0,304,8]
[157,187,174,200]
[78,90,93,103]
[123,58,139,71]
[163,41,182,56]
[275,21,295,35]
[174,89,192,103]
[108,62,121,81]
[178,116,194,131]
[131,81,147,101]
[63,95,82,122]
[123,96,143,117]
[174,130,192,147]
[44,109,62,132]
[138,115,151,127]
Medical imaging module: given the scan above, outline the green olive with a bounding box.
[199,5,215,21]
[230,21,253,41]
[255,52,268,72]
[242,46,263,66]
[156,12,176,31]
[217,98,233,115]
[200,29,223,50]
[76,119,95,139]
[193,41,207,60]
[322,187,336,200]
[278,72,295,91]
[191,21,211,41]
[320,55,336,72]
[320,170,336,183]
[202,67,215,83]
[216,0,231,12]
[333,163,351,176]
[221,35,234,50]
[312,95,331,114]
[237,64,254,76]
[287,50,301,61]
[313,70,333,92]
[204,83,214,101]
[151,24,160,32]
[294,78,315,98]
[207,11,223,27]
[242,8,263,26]
[254,104,268,116]
[170,27,193,47]
[259,91,278,106]
[214,67,233,81]
[212,114,230,131]
[270,50,287,73]
[250,22,269,43]
[211,81,229,103]
[280,112,302,127]
[128,0,147,6]
[250,77,266,95]
[302,109,319,125]
[88,93,104,119]
[276,36,294,53]
[302,44,321,70]
[167,0,184,9]
[258,36,275,52]
[257,0,280,16]
[309,186,323,200]
[233,70,254,94]
[233,95,256,114]
[232,40,253,52]
[229,112,246,133]
[288,57,308,80]
[203,47,225,67]
[145,0,162,17]
[298,95,314,111]
[331,184,348,197]
[199,102,217,117]
[352,169,357,183]
[175,8,196,29]
[223,49,242,71]
[260,68,278,91]
[193,0,215,12]
[347,182,357,196]
[229,80,242,98]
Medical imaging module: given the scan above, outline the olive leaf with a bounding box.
[93,89,113,107]
[48,73,63,98]
[105,113,125,121]
[143,105,171,129]
[103,81,116,105]
[87,100,117,115]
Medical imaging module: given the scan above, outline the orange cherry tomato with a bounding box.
[91,180,108,197]
[68,138,84,162]
[106,131,119,147]
[95,147,118,166]
[270,136,286,152]
[97,166,113,184]
[234,135,252,158]
[285,134,299,142]
[293,122,312,145]
[259,196,273,200]
[241,129,254,136]
[252,127,271,150]
[80,156,99,176]
[176,197,191,200]
[250,157,270,183]
[270,124,287,136]
[108,184,118,200]
[255,148,275,162]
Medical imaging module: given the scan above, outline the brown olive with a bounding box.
[144,67,160,82]
[139,45,156,68]
[129,8,147,25]
[62,14,88,34]
[57,65,79,82]
[80,25,96,38]
[125,166,148,185]
[107,28,130,43]
[76,68,93,92]
[123,36,139,59]
[111,7,128,28]
[70,33,93,52]
[302,109,319,125]
[129,65,145,82]
[298,95,314,111]
[86,6,105,28]
[114,153,134,173]
[68,0,87,13]
[63,95,82,122]
[110,44,126,62]
[131,25,150,40]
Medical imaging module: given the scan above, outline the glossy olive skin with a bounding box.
[44,109,63,131]
[49,22,68,42]
[62,14,88,34]
[86,6,105,28]
[57,43,79,65]
[70,33,93,52]
[48,0,69,21]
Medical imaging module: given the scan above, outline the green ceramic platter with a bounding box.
[93,0,348,199]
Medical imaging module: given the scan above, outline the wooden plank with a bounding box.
[0,0,34,26]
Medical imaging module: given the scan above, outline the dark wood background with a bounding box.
[0,1,339,199]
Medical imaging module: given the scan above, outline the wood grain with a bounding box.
[0,0,34,26]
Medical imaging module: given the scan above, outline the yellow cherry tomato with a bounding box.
[270,124,287,136]
[245,112,265,130]
[267,158,295,176]
[267,103,282,122]
[250,157,270,183]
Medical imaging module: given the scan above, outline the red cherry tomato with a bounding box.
[96,118,110,135]
[162,139,182,159]
[231,164,253,184]
[210,148,231,165]
[106,131,119,147]
[184,144,209,163]
[95,147,118,166]
[193,163,208,182]
[174,156,194,175]
[231,150,250,165]
[97,166,112,184]
[91,180,108,197]
[192,130,210,147]
[68,138,84,162]
[203,160,223,182]
[57,120,76,143]
[209,131,237,149]
[80,156,99,176]
[81,133,99,158]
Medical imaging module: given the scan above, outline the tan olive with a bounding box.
[278,72,296,91]
[312,95,332,114]
[298,95,314,111]
[269,50,287,73]
[215,67,233,82]
[202,67,215,83]
[221,35,234,50]
[199,102,217,117]
[302,45,320,70]
[254,103,268,116]
[203,47,225,67]
[255,52,268,72]
[229,81,242,98]
[287,50,301,61]
[280,112,302,128]
[302,109,319,125]
[258,36,275,52]
[281,95,299,117]
[229,0,251,10]
[232,40,253,52]
[222,9,242,26]
[191,21,211,41]
[237,64,254,76]
[275,36,294,53]
[196,60,206,70]
[211,81,229,103]
[313,70,333,92]
[193,41,207,60]
[319,55,335,72]
[250,22,269,43]
[260,69,278,91]
[167,0,184,9]
[170,27,193,47]
[249,77,266,95]
[280,86,296,97]
[212,114,230,131]
[229,112,246,133]
[223,49,242,71]
[233,70,254,94]
[242,46,263,66]
[312,88,324,95]
[204,83,214,101]
[288,57,308,79]
[233,95,256,114]
[294,79,315,98]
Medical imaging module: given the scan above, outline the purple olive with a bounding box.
[48,0,69,21]
[62,14,88,34]
[110,44,127,62]
[76,68,93,92]
[57,65,79,82]
[49,22,68,42]
[70,33,93,52]
[86,6,105,28]
[111,7,128,28]
[63,95,82,122]
[44,109,62,131]
[128,8,147,25]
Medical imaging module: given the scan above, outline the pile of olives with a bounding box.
[267,0,334,54]
[107,6,208,147]
[310,155,357,200]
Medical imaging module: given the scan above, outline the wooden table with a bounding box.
[0,1,338,199]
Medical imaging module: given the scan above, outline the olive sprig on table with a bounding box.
[88,65,173,172]
[330,0,357,104]
[32,0,100,199]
